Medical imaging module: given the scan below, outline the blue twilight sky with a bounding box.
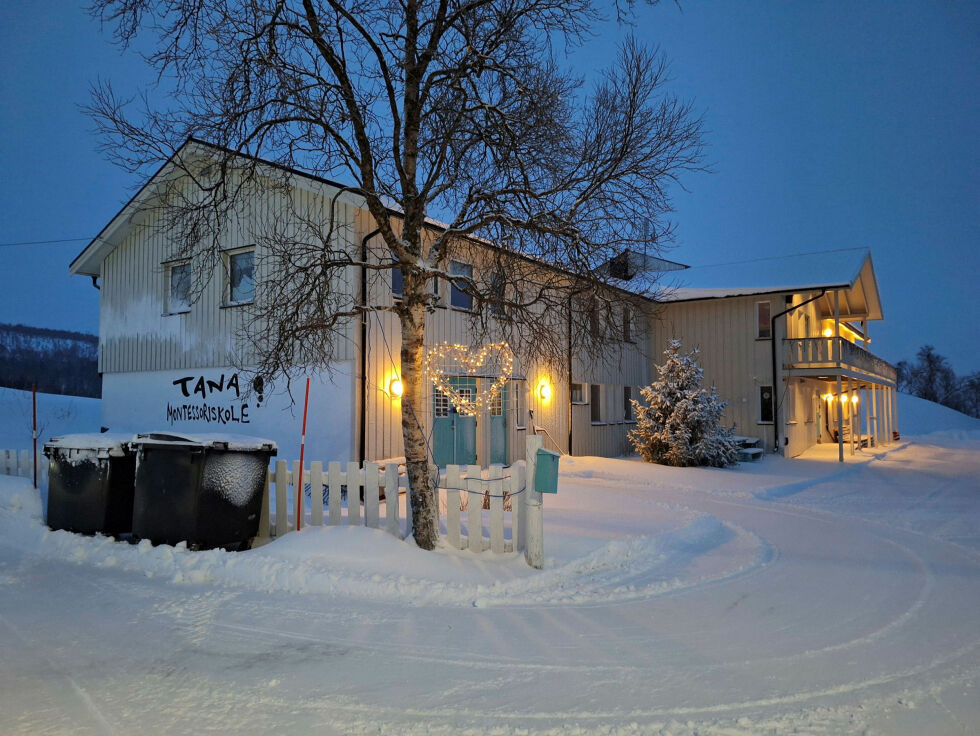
[1,2,977,371]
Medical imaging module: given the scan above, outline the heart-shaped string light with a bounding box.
[426,342,514,416]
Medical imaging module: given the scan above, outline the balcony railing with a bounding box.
[784,337,897,383]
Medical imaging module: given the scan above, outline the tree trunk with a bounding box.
[399,303,438,550]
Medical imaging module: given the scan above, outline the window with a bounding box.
[623,306,632,342]
[624,386,634,421]
[589,309,600,340]
[433,388,451,418]
[489,269,505,317]
[391,259,403,298]
[757,301,772,339]
[759,385,774,423]
[227,249,255,304]
[167,261,191,313]
[590,384,602,423]
[786,383,797,424]
[449,261,472,310]
[515,382,527,428]
[570,382,585,404]
[490,388,503,417]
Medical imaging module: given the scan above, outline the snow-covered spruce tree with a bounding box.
[629,339,738,467]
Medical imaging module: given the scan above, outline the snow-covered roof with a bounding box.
[658,249,869,301]
[637,248,885,321]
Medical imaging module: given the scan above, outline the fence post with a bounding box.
[291,460,302,528]
[347,461,361,525]
[524,435,544,569]
[489,464,504,554]
[384,463,400,537]
[364,462,380,528]
[328,461,343,526]
[274,460,289,537]
[512,461,524,553]
[466,465,483,553]
[256,468,272,542]
[310,461,324,526]
[446,465,461,549]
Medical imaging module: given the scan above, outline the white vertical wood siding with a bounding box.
[651,294,782,452]
[99,180,357,374]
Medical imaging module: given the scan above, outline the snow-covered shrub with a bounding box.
[629,339,739,467]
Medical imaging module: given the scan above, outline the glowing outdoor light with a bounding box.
[823,394,834,402]
[822,327,834,338]
[840,394,849,403]
[851,393,859,404]
[389,377,403,397]
[538,379,552,402]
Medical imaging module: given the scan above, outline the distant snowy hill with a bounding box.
[898,391,980,436]
[0,322,100,398]
[0,387,102,450]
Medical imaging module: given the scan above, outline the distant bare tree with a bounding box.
[88,0,704,549]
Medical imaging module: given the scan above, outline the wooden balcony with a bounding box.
[784,337,897,384]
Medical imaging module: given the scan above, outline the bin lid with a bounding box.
[130,432,277,453]
[43,433,134,457]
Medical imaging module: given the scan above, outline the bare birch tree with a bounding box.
[88,0,704,549]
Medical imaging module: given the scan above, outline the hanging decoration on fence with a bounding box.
[426,342,514,417]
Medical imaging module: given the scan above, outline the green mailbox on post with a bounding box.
[534,447,560,493]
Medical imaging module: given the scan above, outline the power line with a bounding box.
[0,237,91,248]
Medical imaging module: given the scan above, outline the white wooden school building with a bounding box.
[70,140,898,466]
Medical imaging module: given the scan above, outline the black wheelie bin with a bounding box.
[130,432,276,550]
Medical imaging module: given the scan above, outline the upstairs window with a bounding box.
[167,261,191,314]
[570,382,585,404]
[227,248,255,305]
[391,259,403,298]
[449,261,473,310]
[623,306,633,342]
[624,386,634,421]
[756,301,772,339]
[489,269,506,317]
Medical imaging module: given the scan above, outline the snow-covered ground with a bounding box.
[0,393,978,734]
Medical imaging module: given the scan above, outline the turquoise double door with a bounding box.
[432,378,508,467]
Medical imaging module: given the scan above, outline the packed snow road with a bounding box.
[1,436,978,735]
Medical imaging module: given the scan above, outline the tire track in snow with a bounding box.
[0,613,119,736]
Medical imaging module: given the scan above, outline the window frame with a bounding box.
[590,384,604,424]
[224,246,256,307]
[756,300,772,340]
[515,380,527,430]
[390,258,403,299]
[489,268,506,318]
[623,386,634,422]
[570,382,585,405]
[165,259,192,315]
[449,260,473,311]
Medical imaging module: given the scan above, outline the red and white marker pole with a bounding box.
[296,377,311,531]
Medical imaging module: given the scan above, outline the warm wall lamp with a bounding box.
[389,377,403,397]
[537,379,552,402]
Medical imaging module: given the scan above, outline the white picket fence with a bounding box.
[0,449,47,488]
[3,437,548,567]
[259,436,546,567]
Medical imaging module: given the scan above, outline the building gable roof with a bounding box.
[653,248,884,320]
